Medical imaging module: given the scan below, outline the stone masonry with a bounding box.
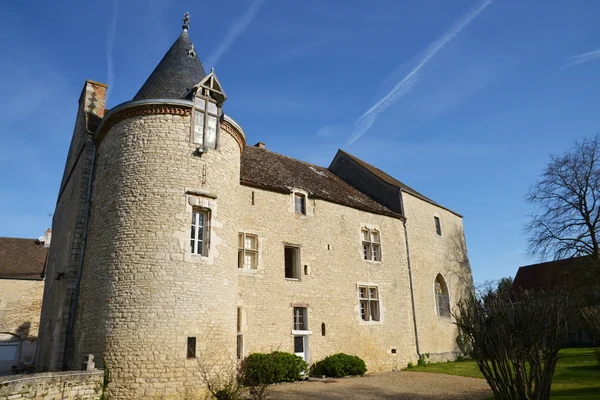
[35,21,473,400]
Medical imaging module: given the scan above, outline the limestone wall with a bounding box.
[76,110,242,399]
[0,279,44,371]
[402,192,472,357]
[0,370,103,400]
[236,185,418,372]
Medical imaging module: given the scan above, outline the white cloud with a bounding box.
[106,0,120,101]
[563,48,600,68]
[206,0,268,68]
[348,0,493,145]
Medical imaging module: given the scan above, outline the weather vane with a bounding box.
[182,12,190,31]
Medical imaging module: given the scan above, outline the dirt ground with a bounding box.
[269,371,492,400]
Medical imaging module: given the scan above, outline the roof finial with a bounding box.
[182,12,190,32]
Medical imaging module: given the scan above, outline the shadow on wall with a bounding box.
[444,226,474,296]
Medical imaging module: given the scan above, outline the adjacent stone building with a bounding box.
[36,15,473,399]
[0,233,49,374]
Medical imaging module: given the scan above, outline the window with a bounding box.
[238,233,258,269]
[187,337,196,359]
[294,193,306,215]
[284,246,300,279]
[361,228,381,261]
[190,209,209,256]
[435,274,451,318]
[358,286,380,321]
[236,307,243,359]
[193,96,219,149]
[293,307,308,331]
[434,216,442,236]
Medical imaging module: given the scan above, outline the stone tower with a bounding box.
[37,14,247,399]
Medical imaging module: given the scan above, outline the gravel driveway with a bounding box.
[269,371,492,400]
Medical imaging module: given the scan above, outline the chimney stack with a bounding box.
[254,142,266,149]
[80,80,108,118]
[44,228,52,248]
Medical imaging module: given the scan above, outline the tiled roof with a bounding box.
[513,256,596,290]
[335,150,462,217]
[0,238,47,280]
[240,146,403,219]
[133,31,206,101]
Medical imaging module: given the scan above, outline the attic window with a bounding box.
[193,96,219,149]
[294,193,306,215]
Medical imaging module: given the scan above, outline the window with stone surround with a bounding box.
[358,285,380,321]
[190,208,209,256]
[434,216,442,236]
[237,307,244,359]
[293,307,308,331]
[284,246,301,279]
[238,233,258,269]
[361,228,381,261]
[187,337,196,359]
[294,193,306,215]
[435,274,451,318]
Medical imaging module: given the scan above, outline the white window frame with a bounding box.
[361,228,381,261]
[358,285,380,322]
[238,233,258,269]
[192,95,219,149]
[294,193,306,215]
[293,307,308,331]
[190,208,209,256]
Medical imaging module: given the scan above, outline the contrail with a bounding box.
[206,0,267,68]
[563,48,600,68]
[348,0,493,144]
[106,0,119,101]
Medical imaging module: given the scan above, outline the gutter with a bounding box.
[400,189,421,357]
[62,113,97,370]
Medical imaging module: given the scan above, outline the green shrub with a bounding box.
[243,351,309,385]
[311,353,367,378]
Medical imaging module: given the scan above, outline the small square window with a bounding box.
[434,216,442,236]
[285,246,301,279]
[187,337,197,359]
[293,307,308,330]
[358,285,380,322]
[294,193,306,215]
[238,233,258,269]
[191,209,210,256]
[361,228,381,261]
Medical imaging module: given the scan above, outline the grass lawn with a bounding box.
[405,347,600,399]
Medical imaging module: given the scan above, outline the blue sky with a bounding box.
[1,0,599,284]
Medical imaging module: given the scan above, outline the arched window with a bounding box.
[434,274,450,318]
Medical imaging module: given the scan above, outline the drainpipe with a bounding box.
[400,190,420,357]
[62,114,97,370]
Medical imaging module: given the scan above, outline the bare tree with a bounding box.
[526,134,600,261]
[454,288,571,400]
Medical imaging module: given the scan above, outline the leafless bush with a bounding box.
[194,352,247,400]
[455,288,571,400]
[580,305,600,341]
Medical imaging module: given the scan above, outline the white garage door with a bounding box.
[0,343,19,374]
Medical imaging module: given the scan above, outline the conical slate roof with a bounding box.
[133,30,207,100]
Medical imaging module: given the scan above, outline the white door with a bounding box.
[0,343,19,374]
[294,336,308,362]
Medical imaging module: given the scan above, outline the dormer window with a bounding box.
[294,193,306,215]
[193,97,219,149]
[191,70,227,150]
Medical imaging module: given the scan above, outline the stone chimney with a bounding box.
[79,80,108,118]
[254,142,266,149]
[44,228,52,248]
